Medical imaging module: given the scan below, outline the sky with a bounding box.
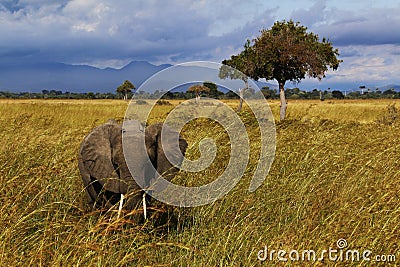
[1,0,400,90]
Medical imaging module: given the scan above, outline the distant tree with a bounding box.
[359,85,366,94]
[222,20,341,120]
[261,86,278,99]
[348,91,361,99]
[285,88,295,98]
[86,92,95,99]
[224,90,240,99]
[332,90,344,99]
[323,90,333,99]
[293,88,301,94]
[203,81,222,99]
[310,89,320,98]
[187,84,210,103]
[151,89,165,99]
[105,92,116,99]
[117,80,136,100]
[383,89,396,96]
[162,91,174,99]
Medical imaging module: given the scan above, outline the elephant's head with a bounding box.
[145,122,188,184]
[78,119,187,211]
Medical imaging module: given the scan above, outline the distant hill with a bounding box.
[377,84,400,92]
[0,59,398,94]
[0,61,172,93]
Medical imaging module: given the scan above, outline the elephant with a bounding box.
[78,119,187,219]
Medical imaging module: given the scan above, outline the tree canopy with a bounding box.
[203,81,222,98]
[187,84,210,103]
[222,20,342,120]
[116,80,136,100]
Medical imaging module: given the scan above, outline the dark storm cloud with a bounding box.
[290,0,327,27]
[0,0,277,66]
[318,17,400,46]
[0,0,399,78]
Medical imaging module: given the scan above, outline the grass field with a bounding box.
[0,98,399,266]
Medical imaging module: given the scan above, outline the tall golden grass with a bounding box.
[0,99,399,266]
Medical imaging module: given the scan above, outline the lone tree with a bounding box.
[187,84,210,103]
[117,80,136,100]
[222,20,341,120]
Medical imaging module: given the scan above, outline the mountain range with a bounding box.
[0,60,398,93]
[0,61,172,93]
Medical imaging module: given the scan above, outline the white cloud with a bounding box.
[336,45,400,82]
[299,44,400,89]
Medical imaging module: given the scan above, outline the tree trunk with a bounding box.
[237,79,248,112]
[319,90,324,101]
[279,81,287,121]
[237,89,244,112]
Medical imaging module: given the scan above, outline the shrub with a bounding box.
[135,99,148,105]
[156,100,172,105]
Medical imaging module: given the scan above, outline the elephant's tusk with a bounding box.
[143,192,147,220]
[117,193,124,219]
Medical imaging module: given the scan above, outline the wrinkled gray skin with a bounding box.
[78,119,187,212]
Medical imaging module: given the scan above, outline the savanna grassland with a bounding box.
[0,98,399,266]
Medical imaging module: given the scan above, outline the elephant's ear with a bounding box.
[146,123,188,182]
[78,121,123,194]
